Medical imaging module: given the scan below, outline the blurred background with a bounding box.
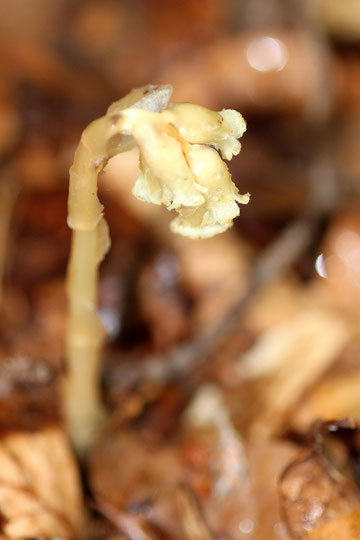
[2,0,360,538]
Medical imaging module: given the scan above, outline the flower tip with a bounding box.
[237,192,250,205]
[170,217,232,239]
[219,109,247,139]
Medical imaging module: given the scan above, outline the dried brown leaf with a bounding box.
[0,428,83,539]
[236,309,350,438]
[280,451,360,537]
[279,421,360,539]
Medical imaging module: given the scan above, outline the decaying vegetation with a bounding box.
[1,1,360,538]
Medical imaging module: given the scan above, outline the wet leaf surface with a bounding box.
[280,420,360,539]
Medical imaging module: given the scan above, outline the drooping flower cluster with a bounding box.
[112,93,249,239]
[66,84,249,452]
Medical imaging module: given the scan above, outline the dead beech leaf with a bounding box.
[279,420,360,539]
[236,310,349,437]
[0,428,83,539]
[280,451,360,538]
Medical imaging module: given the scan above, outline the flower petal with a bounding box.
[129,121,206,209]
[165,103,246,159]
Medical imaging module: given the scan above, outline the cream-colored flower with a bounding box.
[113,95,249,239]
[66,84,248,453]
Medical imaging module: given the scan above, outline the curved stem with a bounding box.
[65,85,172,453]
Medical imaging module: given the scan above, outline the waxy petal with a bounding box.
[114,96,248,239]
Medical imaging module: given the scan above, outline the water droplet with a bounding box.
[246,37,288,73]
[239,518,254,534]
[315,253,327,279]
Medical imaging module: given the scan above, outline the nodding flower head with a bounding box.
[112,94,249,239]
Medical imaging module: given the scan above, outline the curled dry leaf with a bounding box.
[0,428,83,539]
[280,452,360,538]
[279,420,360,539]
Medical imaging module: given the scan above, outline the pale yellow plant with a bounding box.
[66,84,249,452]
